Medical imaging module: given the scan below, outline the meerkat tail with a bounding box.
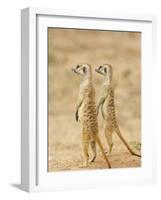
[114,126,141,157]
[93,134,111,168]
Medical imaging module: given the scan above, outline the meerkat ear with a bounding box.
[83,66,86,73]
[104,68,107,73]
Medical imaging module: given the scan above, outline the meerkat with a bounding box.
[72,63,111,168]
[95,64,141,157]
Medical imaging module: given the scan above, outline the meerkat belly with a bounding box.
[105,96,116,126]
[80,99,98,135]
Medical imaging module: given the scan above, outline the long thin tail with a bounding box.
[93,134,111,168]
[115,125,141,157]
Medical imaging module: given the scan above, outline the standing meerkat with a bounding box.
[72,63,111,168]
[95,64,141,157]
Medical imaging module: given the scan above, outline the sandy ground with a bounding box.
[48,28,141,172]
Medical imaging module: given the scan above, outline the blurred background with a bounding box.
[48,28,141,171]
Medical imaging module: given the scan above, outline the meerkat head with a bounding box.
[95,64,112,76]
[72,63,92,78]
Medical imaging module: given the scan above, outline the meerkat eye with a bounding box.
[104,68,107,73]
[76,65,80,69]
[83,66,86,73]
[99,66,102,70]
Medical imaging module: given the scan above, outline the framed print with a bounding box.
[21,7,156,192]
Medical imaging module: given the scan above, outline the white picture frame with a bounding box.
[21,7,157,192]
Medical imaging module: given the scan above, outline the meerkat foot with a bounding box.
[105,143,113,154]
[82,161,89,168]
[105,151,111,155]
[105,150,110,154]
[89,155,96,163]
[89,141,96,163]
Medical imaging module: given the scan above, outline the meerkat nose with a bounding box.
[95,67,100,72]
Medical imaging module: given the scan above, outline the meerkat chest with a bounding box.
[79,87,98,132]
[79,84,96,116]
[80,97,97,120]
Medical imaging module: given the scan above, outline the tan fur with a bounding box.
[72,64,111,167]
[96,64,141,157]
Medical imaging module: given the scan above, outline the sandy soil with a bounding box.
[48,28,141,172]
[49,153,141,172]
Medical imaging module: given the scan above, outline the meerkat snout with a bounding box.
[72,64,89,77]
[95,66,102,73]
[72,68,76,72]
[95,65,107,75]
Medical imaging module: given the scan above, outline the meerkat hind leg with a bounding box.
[89,141,96,163]
[82,133,89,167]
[82,142,89,167]
[104,126,114,154]
[93,134,111,168]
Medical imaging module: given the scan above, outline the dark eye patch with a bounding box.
[83,66,86,73]
[76,65,80,69]
[99,66,102,69]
